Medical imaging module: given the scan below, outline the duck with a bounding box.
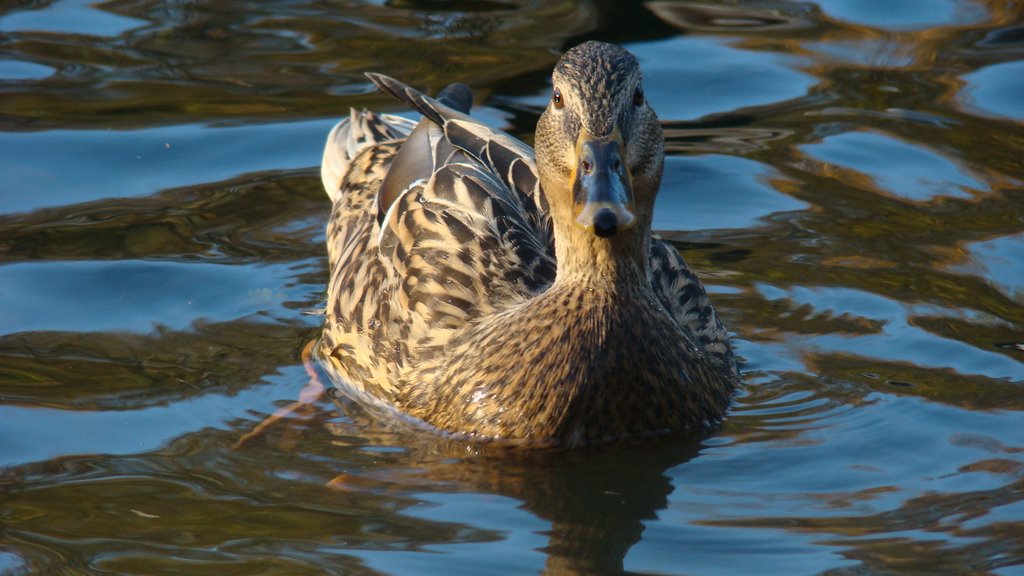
[319,41,738,447]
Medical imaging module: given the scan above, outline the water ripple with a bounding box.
[1,1,1022,574]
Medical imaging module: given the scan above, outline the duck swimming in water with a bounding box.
[319,41,738,447]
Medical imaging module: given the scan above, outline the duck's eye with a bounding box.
[552,87,564,109]
[633,85,644,106]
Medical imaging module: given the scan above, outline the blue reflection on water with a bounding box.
[0,370,305,467]
[0,0,147,36]
[0,60,54,80]
[956,233,1024,301]
[657,155,807,231]
[812,0,987,30]
[0,551,23,574]
[801,130,982,201]
[630,37,816,121]
[0,119,337,214]
[755,283,1024,381]
[959,60,1024,121]
[0,260,310,334]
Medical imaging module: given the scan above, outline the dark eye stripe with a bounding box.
[633,85,644,106]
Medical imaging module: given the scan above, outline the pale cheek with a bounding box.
[563,144,578,168]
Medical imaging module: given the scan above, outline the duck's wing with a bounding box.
[360,75,556,391]
[649,237,737,373]
[368,73,553,244]
[368,73,555,297]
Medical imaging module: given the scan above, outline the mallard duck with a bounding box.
[319,41,737,447]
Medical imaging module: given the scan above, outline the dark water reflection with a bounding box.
[2,0,1023,574]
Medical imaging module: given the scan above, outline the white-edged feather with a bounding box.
[321,109,416,202]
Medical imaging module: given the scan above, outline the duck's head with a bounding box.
[535,41,664,245]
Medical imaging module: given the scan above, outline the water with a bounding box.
[1,1,1022,574]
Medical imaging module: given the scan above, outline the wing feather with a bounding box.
[649,237,736,371]
[321,108,415,202]
[367,73,552,250]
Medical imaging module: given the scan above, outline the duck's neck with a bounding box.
[551,219,652,294]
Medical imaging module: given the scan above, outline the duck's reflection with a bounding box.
[490,442,700,574]
[321,386,702,574]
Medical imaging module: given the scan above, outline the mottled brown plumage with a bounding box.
[320,41,738,447]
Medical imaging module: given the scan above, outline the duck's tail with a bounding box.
[321,109,416,202]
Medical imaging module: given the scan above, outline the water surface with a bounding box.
[2,1,1023,574]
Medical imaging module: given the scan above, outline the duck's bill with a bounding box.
[571,131,636,238]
